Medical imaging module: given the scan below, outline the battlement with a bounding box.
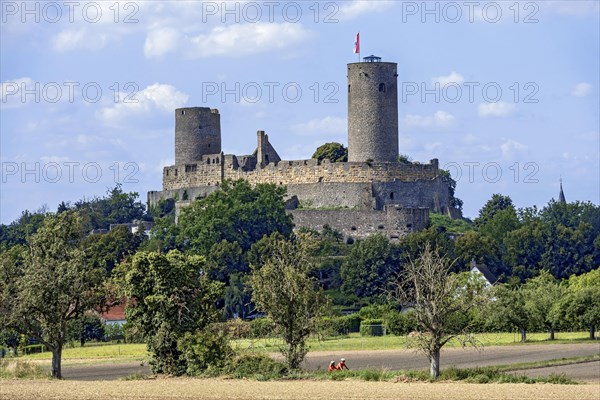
[163,158,441,191]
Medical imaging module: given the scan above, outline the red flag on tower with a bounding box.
[354,32,360,54]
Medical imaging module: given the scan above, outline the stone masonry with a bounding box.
[148,57,460,240]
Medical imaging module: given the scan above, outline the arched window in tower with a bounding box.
[390,192,394,200]
[348,84,351,93]
[379,83,386,92]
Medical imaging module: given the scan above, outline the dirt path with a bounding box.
[59,343,600,382]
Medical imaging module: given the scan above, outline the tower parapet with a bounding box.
[347,57,399,163]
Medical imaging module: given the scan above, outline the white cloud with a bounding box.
[98,83,188,125]
[402,110,456,128]
[1,77,34,109]
[500,139,528,158]
[478,102,516,117]
[431,71,465,86]
[338,0,395,20]
[51,29,110,52]
[144,27,181,58]
[571,82,592,97]
[291,116,347,136]
[142,23,312,59]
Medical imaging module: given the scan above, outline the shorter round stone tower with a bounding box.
[175,107,221,165]
[347,56,398,163]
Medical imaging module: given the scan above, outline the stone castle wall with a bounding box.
[289,205,429,240]
[162,158,441,192]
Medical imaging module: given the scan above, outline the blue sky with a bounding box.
[1,0,599,224]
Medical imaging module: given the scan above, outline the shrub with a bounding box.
[211,319,251,340]
[224,353,287,379]
[250,317,277,338]
[360,319,385,336]
[385,310,417,336]
[177,330,233,376]
[0,359,48,379]
[358,304,394,320]
[318,314,361,337]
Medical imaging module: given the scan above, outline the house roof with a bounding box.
[470,259,498,284]
[100,303,127,321]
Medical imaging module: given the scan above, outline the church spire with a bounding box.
[558,178,566,204]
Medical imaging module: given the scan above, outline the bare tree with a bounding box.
[392,243,488,379]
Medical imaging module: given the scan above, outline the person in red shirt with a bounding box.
[336,358,349,370]
[328,361,336,372]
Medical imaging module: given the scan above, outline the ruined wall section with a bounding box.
[372,177,451,213]
[285,182,374,210]
[163,159,441,191]
[289,206,429,240]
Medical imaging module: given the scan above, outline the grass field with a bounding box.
[2,379,599,400]
[233,331,595,352]
[19,331,594,363]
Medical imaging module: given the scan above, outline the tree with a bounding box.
[392,243,487,378]
[82,225,144,274]
[178,180,293,255]
[341,234,398,298]
[478,206,520,245]
[0,211,106,378]
[0,208,48,249]
[488,284,531,342]
[116,250,223,375]
[522,271,564,340]
[504,221,546,281]
[250,234,328,370]
[556,269,600,339]
[72,184,146,231]
[438,169,463,211]
[312,142,348,162]
[455,230,506,280]
[474,194,514,228]
[399,227,455,265]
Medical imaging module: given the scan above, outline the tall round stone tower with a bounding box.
[347,56,398,163]
[175,107,221,165]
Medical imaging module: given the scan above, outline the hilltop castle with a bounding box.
[148,56,460,240]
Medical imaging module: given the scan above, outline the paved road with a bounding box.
[301,343,600,371]
[511,360,600,383]
[61,343,600,382]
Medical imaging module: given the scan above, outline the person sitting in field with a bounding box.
[328,361,336,372]
[336,358,349,370]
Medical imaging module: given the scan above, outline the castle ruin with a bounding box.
[148,56,460,240]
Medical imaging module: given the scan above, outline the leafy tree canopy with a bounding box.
[250,233,328,370]
[115,250,223,375]
[177,180,293,255]
[311,142,348,163]
[474,194,514,228]
[0,211,107,378]
[341,234,399,298]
